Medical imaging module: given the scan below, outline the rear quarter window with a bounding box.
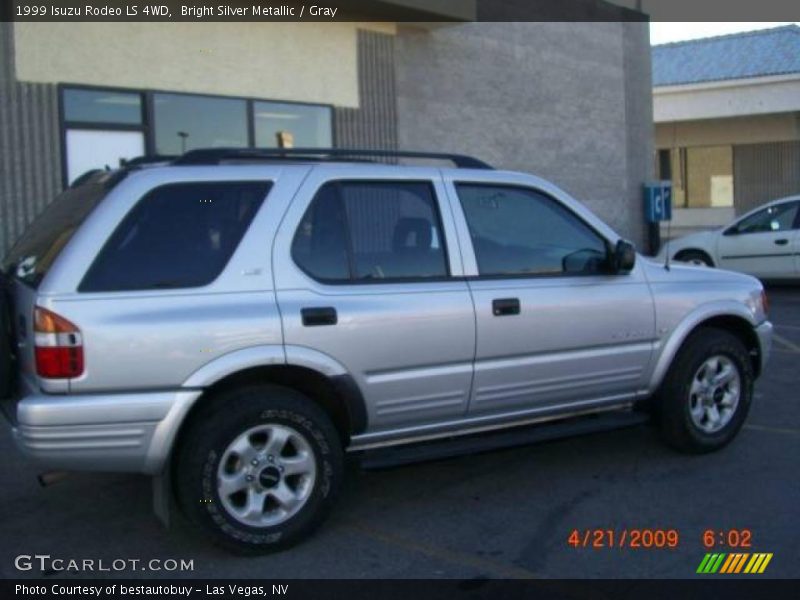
[2,171,124,288]
[79,181,270,292]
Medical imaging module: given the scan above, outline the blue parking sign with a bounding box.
[644,181,673,223]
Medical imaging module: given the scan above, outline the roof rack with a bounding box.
[171,147,493,170]
[122,155,178,167]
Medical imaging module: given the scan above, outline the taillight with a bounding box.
[761,289,769,318]
[33,307,84,379]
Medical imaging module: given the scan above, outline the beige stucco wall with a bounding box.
[656,112,800,149]
[14,22,395,108]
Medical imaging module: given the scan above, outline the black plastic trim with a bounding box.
[331,374,368,435]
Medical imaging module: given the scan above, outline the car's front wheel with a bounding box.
[656,328,753,454]
[174,385,343,554]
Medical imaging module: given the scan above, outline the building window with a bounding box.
[62,88,146,185]
[686,146,734,208]
[659,146,734,209]
[254,101,332,148]
[60,85,334,187]
[64,89,143,125]
[153,93,248,155]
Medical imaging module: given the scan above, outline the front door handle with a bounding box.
[301,307,338,327]
[774,238,789,246]
[492,298,520,316]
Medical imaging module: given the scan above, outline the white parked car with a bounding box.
[657,195,800,280]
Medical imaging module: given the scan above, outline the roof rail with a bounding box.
[171,147,493,169]
[122,155,178,167]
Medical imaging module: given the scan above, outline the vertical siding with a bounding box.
[334,30,398,153]
[734,141,800,214]
[0,22,63,260]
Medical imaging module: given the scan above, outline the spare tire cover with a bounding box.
[0,273,12,399]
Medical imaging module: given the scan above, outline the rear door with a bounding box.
[274,167,476,433]
[717,201,799,279]
[445,175,655,417]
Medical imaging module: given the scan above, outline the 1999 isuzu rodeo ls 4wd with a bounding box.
[0,148,772,553]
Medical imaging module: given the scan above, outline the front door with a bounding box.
[273,168,476,433]
[447,180,655,417]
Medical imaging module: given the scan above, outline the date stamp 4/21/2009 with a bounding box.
[567,528,681,549]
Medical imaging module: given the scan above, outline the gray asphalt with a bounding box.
[1,287,798,580]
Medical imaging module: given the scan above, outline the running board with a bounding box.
[357,410,651,470]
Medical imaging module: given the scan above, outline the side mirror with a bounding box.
[611,239,636,273]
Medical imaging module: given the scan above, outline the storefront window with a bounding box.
[153,93,248,155]
[658,146,734,208]
[686,146,733,208]
[63,89,143,125]
[254,101,332,148]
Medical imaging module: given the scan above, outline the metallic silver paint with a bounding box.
[9,163,773,471]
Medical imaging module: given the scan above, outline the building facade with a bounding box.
[653,25,800,237]
[0,14,653,256]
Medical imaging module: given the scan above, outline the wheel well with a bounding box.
[176,365,362,453]
[692,316,761,377]
[675,248,714,266]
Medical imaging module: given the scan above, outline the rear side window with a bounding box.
[80,181,269,292]
[2,171,124,288]
[292,181,448,282]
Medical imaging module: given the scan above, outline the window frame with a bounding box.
[453,182,615,281]
[77,179,272,293]
[291,179,454,286]
[59,83,334,188]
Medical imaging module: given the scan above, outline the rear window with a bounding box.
[2,171,123,288]
[79,181,270,292]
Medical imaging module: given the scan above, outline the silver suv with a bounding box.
[0,149,772,553]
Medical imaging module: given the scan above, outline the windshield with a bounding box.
[2,170,125,288]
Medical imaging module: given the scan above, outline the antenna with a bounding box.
[663,208,672,271]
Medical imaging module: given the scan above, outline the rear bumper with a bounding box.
[9,382,202,474]
[755,320,773,376]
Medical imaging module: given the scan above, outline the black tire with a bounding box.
[174,384,344,554]
[655,327,753,454]
[675,249,714,267]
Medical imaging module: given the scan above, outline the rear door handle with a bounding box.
[774,238,789,246]
[301,307,338,327]
[492,298,520,316]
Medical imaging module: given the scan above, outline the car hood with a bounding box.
[640,255,759,287]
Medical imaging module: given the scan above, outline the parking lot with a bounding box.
[1,286,798,580]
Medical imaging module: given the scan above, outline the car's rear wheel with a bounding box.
[656,328,753,453]
[675,250,713,267]
[174,384,344,554]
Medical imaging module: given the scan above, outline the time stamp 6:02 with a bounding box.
[566,528,753,550]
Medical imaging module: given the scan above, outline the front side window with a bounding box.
[730,202,799,235]
[455,184,608,276]
[80,181,269,292]
[292,181,448,282]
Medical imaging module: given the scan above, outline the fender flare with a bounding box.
[647,300,758,393]
[144,345,361,474]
